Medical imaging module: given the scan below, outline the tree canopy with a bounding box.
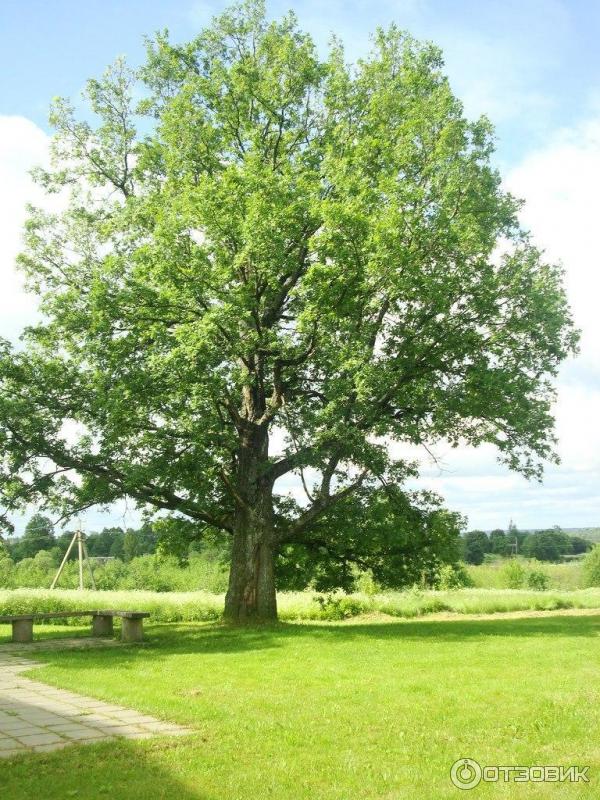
[0,1,577,620]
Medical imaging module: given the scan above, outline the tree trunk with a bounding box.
[224,515,277,623]
[223,426,278,623]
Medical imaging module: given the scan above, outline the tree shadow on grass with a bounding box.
[0,736,209,800]
[0,623,95,645]
[149,611,600,650]
[11,612,600,671]
[307,612,600,642]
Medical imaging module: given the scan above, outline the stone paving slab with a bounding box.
[0,651,193,758]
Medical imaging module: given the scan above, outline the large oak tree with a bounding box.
[0,2,577,620]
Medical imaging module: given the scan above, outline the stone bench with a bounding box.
[0,610,150,644]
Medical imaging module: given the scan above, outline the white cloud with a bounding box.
[401,115,600,530]
[508,119,600,378]
[506,118,600,488]
[0,115,49,342]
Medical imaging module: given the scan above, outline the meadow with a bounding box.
[1,615,599,799]
[3,585,600,630]
[467,560,586,591]
[2,557,600,796]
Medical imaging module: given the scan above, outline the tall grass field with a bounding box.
[3,586,600,632]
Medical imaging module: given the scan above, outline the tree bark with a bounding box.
[224,514,277,623]
[223,426,278,623]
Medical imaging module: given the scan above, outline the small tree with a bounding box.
[500,559,526,589]
[463,531,490,565]
[489,528,507,556]
[17,514,56,559]
[0,3,577,621]
[569,535,591,555]
[122,530,139,563]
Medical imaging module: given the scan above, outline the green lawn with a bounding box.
[2,615,600,799]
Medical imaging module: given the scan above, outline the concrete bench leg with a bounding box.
[12,619,33,643]
[121,617,144,643]
[92,615,114,637]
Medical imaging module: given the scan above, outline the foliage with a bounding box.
[521,528,575,562]
[467,559,585,590]
[499,559,526,589]
[463,530,490,564]
[434,562,473,590]
[583,545,600,587]
[0,551,229,593]
[275,487,465,591]
[462,527,590,566]
[0,1,578,619]
[489,528,507,556]
[313,592,371,620]
[526,568,550,591]
[6,522,160,567]
[9,514,56,560]
[568,535,592,555]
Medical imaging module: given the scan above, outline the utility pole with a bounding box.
[77,530,84,589]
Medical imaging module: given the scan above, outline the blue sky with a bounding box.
[1,0,599,534]
[2,0,600,163]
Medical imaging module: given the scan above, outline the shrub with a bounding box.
[0,550,229,593]
[354,570,381,596]
[313,593,372,620]
[527,569,550,591]
[468,560,584,591]
[0,555,15,589]
[435,563,474,590]
[583,546,600,587]
[499,559,526,589]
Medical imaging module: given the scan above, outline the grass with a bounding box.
[468,560,585,590]
[3,586,600,630]
[1,615,600,798]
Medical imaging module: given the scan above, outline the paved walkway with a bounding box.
[0,650,191,759]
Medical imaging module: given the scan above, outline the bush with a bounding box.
[583,546,600,587]
[468,560,584,591]
[435,563,474,590]
[527,569,550,591]
[354,570,381,596]
[499,559,526,589]
[313,593,372,620]
[0,555,15,588]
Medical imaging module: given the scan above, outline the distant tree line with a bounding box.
[4,514,592,577]
[462,524,592,564]
[4,513,158,564]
